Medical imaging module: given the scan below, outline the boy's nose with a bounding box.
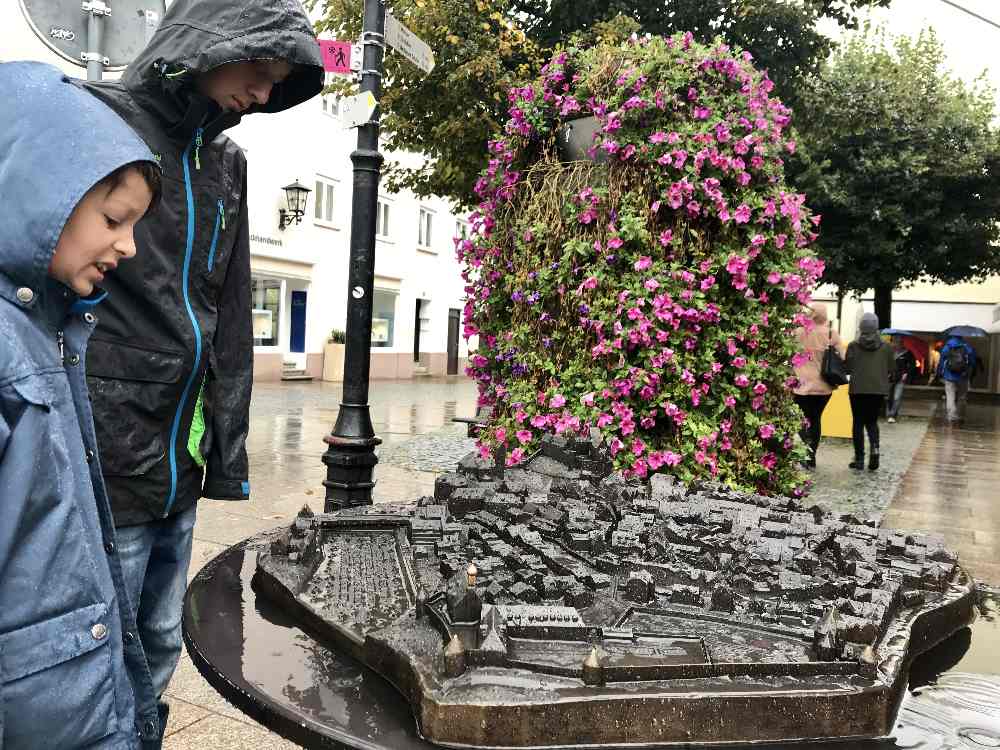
[248,82,272,106]
[116,232,137,259]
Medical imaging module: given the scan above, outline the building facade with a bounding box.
[230,87,471,381]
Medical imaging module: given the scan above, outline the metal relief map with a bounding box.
[254,435,977,748]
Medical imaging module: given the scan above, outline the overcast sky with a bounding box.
[819,0,1000,95]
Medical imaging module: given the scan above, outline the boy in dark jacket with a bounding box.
[845,312,894,472]
[0,61,162,748]
[79,0,324,733]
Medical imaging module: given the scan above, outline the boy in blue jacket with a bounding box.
[0,62,163,748]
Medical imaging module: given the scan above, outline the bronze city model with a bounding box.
[254,434,976,748]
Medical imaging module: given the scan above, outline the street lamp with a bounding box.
[279,179,311,230]
[321,0,386,512]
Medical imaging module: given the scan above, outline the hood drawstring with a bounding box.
[194,127,203,170]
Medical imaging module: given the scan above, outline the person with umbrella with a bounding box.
[937,327,980,424]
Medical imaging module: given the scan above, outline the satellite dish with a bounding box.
[19,0,165,73]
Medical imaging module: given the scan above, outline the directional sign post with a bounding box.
[385,12,435,74]
[318,39,352,75]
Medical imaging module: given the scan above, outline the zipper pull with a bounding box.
[218,199,225,230]
[56,330,65,360]
[195,128,203,171]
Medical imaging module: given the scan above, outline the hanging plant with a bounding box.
[457,33,824,497]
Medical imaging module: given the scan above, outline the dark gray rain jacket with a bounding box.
[0,62,161,747]
[81,0,323,525]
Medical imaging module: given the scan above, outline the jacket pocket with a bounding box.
[86,337,186,477]
[0,603,118,748]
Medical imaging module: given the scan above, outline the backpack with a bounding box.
[946,345,969,376]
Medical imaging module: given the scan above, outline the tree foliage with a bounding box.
[313,0,889,206]
[789,29,1000,324]
[461,36,823,496]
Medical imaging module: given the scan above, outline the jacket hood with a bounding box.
[857,312,882,351]
[122,0,324,139]
[0,62,156,294]
[809,302,829,326]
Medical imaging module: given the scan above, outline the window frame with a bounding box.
[418,206,435,252]
[313,174,339,229]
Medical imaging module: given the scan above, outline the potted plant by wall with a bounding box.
[322,328,347,382]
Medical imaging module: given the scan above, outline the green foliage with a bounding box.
[461,36,824,496]
[329,328,347,343]
[313,0,889,207]
[790,28,1000,302]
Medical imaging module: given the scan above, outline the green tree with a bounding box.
[313,0,888,206]
[790,29,1000,327]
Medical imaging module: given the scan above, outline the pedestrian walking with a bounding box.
[1,62,162,748]
[937,335,977,423]
[886,336,917,423]
[845,312,894,471]
[793,303,844,468]
[78,1,324,741]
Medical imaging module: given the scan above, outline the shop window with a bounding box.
[372,288,397,347]
[251,276,281,347]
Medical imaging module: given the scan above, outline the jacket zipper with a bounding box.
[207,199,224,272]
[57,329,64,360]
[194,127,204,171]
[164,132,205,516]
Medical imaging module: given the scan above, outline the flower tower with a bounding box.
[458,34,824,497]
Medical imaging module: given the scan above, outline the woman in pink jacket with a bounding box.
[793,303,844,468]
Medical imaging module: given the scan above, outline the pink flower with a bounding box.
[581,392,596,407]
[659,229,673,246]
[597,413,613,428]
[632,439,646,456]
[550,393,566,408]
[495,427,507,443]
[767,271,781,284]
[530,414,547,428]
[734,374,750,387]
[516,429,533,444]
[724,395,736,408]
[759,424,775,439]
[733,204,751,224]
[650,131,668,144]
[634,256,652,271]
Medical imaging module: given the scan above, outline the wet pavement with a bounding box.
[165,379,1000,748]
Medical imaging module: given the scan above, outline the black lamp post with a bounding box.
[322,0,386,512]
[279,180,311,230]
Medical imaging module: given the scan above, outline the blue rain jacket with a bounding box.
[937,336,977,383]
[0,62,161,748]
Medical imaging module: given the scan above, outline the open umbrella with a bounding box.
[942,325,988,338]
[881,328,914,336]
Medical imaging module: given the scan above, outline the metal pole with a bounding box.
[322,0,386,512]
[82,1,110,81]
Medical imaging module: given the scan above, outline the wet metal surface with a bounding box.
[184,538,999,749]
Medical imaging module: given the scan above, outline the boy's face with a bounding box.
[49,168,152,296]
[195,60,293,112]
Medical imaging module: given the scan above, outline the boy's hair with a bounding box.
[99,161,162,214]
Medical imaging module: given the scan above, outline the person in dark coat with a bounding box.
[78,0,324,735]
[0,61,162,747]
[845,312,895,472]
[886,336,917,423]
